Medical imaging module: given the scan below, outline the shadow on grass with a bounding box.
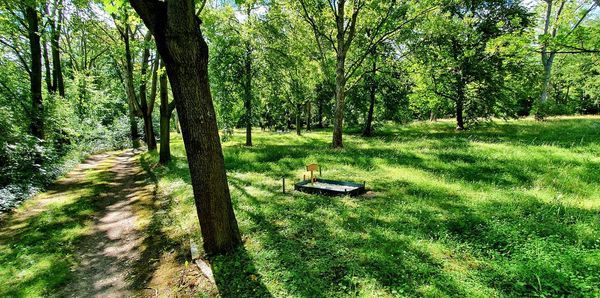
[129,154,184,290]
[156,118,600,296]
[211,246,273,298]
[226,149,598,296]
[140,153,274,297]
[225,175,469,296]
[370,118,600,148]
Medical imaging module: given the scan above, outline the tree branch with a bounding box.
[0,38,32,74]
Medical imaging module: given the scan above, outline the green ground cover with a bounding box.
[1,117,598,297]
[144,116,600,297]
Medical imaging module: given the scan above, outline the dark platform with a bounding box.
[294,178,366,196]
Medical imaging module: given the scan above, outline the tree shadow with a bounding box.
[210,246,273,298]
[226,175,468,296]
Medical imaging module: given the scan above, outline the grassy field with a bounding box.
[142,116,600,297]
[0,117,598,297]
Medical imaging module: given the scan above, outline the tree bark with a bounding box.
[456,81,465,130]
[50,0,65,97]
[331,0,357,148]
[363,50,377,137]
[121,19,140,148]
[139,33,157,150]
[244,43,253,147]
[538,0,555,120]
[363,85,376,137]
[539,53,555,118]
[306,100,311,131]
[332,16,346,148]
[317,96,324,128]
[296,103,302,136]
[26,6,44,141]
[159,59,175,164]
[130,0,241,255]
[43,39,53,93]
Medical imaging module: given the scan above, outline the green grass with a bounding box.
[145,116,600,297]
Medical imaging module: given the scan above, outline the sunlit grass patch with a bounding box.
[149,116,600,297]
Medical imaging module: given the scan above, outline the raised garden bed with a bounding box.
[294,178,366,197]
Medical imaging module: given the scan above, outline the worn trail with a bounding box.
[57,150,153,297]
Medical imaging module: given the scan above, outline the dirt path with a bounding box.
[0,149,207,297]
[55,149,154,297]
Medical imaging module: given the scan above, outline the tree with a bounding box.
[158,59,175,164]
[129,0,241,255]
[25,3,44,141]
[537,0,597,119]
[44,0,65,97]
[138,32,157,150]
[113,7,141,148]
[410,0,531,129]
[297,0,417,147]
[362,46,377,137]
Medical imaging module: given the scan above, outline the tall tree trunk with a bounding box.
[456,82,465,130]
[50,0,64,97]
[122,22,140,148]
[363,51,377,137]
[332,1,349,148]
[148,55,159,149]
[296,103,302,136]
[306,100,311,131]
[139,33,157,150]
[539,53,555,118]
[43,39,53,93]
[26,6,44,141]
[537,0,556,120]
[429,110,437,122]
[317,96,324,128]
[244,44,253,147]
[175,115,181,133]
[332,49,346,148]
[363,85,376,137]
[159,59,175,164]
[130,0,241,255]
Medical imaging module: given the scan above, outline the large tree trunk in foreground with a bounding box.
[130,0,241,255]
[159,59,175,164]
[26,6,44,141]
[331,0,352,148]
